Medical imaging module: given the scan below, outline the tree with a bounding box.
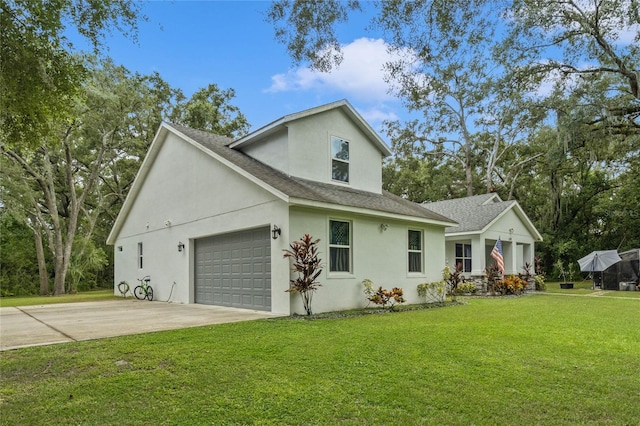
[170,84,250,138]
[500,0,640,135]
[0,0,143,148]
[1,59,177,295]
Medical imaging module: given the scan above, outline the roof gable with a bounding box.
[228,99,392,157]
[423,194,542,241]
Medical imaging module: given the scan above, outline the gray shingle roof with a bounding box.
[423,194,515,233]
[170,123,454,224]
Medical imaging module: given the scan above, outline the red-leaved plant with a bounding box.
[368,286,406,311]
[283,234,323,315]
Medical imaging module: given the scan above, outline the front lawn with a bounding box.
[0,289,118,307]
[544,280,640,298]
[1,295,639,425]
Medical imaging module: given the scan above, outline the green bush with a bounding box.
[494,275,527,295]
[417,281,446,303]
[455,282,478,295]
[534,275,546,291]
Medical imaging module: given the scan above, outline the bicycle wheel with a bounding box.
[134,286,145,300]
[145,286,153,301]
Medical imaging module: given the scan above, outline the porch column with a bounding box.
[472,234,484,277]
[505,240,517,275]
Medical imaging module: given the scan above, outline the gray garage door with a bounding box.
[195,227,271,311]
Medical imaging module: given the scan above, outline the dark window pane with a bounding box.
[331,138,349,161]
[332,159,349,182]
[455,244,463,257]
[464,259,472,272]
[464,244,472,257]
[408,230,421,250]
[330,247,350,272]
[330,221,349,245]
[409,252,422,272]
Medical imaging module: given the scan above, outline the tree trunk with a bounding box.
[33,225,49,295]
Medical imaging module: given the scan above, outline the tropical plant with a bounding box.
[485,263,502,296]
[362,278,375,307]
[455,282,478,295]
[493,275,527,296]
[443,264,465,301]
[283,234,323,315]
[417,281,446,303]
[554,260,569,283]
[367,286,405,311]
[534,275,546,291]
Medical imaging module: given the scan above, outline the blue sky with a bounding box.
[84,1,409,137]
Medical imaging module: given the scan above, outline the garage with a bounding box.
[195,227,271,311]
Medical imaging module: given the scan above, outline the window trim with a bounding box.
[408,229,423,274]
[328,219,352,274]
[455,242,472,273]
[330,135,350,184]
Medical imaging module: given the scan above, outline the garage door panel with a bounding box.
[195,227,271,311]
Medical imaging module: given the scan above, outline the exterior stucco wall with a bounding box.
[237,128,289,175]
[286,110,384,193]
[287,207,446,314]
[113,132,291,314]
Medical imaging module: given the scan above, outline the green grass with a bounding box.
[0,289,118,307]
[544,280,640,298]
[1,295,639,425]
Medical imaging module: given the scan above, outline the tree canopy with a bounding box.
[0,0,143,148]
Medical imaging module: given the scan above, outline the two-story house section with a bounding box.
[108,100,456,315]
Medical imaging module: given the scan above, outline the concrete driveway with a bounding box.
[0,300,281,351]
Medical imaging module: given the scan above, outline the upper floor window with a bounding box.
[329,220,351,272]
[455,243,471,272]
[331,136,349,183]
[408,230,423,273]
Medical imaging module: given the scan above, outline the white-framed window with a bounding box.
[408,229,423,273]
[329,219,351,272]
[330,136,349,183]
[137,242,143,269]
[455,243,471,272]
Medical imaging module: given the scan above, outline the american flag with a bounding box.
[491,237,505,276]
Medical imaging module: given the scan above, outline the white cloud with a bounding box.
[265,38,405,103]
[615,24,640,45]
[358,106,399,124]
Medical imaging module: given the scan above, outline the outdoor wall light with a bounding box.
[272,225,282,240]
[177,241,185,252]
[380,223,389,232]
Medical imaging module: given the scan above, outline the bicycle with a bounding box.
[134,276,153,301]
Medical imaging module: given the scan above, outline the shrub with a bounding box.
[534,275,546,291]
[368,286,405,311]
[455,282,477,295]
[283,234,323,315]
[417,281,446,303]
[485,264,502,295]
[494,275,527,295]
[443,264,465,301]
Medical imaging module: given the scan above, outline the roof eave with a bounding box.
[290,197,458,227]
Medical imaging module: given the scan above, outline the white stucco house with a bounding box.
[108,100,456,315]
[423,194,543,279]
